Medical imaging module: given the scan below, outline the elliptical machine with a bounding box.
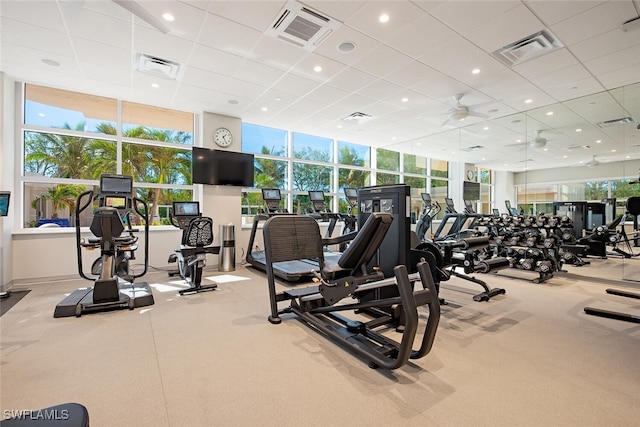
[167,201,220,295]
[415,193,440,243]
[54,174,154,318]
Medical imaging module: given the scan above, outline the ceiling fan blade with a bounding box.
[467,111,490,119]
[112,0,171,34]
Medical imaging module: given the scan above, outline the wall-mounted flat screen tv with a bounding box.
[463,181,480,201]
[192,147,255,187]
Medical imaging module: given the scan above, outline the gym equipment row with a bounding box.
[245,188,358,281]
[263,212,440,370]
[54,174,154,318]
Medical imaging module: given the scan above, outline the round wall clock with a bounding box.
[213,127,233,147]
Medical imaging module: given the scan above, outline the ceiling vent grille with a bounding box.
[597,116,636,127]
[266,1,341,51]
[566,145,593,151]
[461,145,485,152]
[492,29,563,67]
[135,53,180,79]
[342,112,373,124]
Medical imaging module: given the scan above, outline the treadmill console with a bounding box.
[172,201,202,229]
[308,190,325,213]
[262,188,282,214]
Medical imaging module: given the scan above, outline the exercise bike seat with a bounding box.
[0,403,89,427]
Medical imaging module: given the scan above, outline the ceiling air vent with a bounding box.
[492,29,563,67]
[266,1,341,51]
[135,53,180,79]
[566,145,593,151]
[461,145,485,152]
[597,116,636,128]
[342,112,373,124]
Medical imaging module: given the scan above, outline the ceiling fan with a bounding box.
[441,94,490,126]
[581,155,600,167]
[112,0,171,34]
[505,130,548,149]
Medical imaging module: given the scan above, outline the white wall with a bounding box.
[1,74,16,290]
[515,159,640,186]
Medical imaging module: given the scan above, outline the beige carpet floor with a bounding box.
[1,255,640,426]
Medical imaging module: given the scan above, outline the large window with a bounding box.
[21,84,194,228]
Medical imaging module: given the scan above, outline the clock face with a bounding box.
[213,127,233,147]
[466,169,475,181]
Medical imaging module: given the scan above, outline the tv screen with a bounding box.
[0,191,10,216]
[101,174,133,195]
[463,182,480,201]
[192,147,254,187]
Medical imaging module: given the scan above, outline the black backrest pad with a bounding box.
[263,215,324,263]
[338,212,393,270]
[627,196,640,216]
[183,217,214,247]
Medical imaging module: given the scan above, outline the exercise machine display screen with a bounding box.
[100,174,133,195]
[262,189,281,201]
[344,188,357,199]
[105,196,127,209]
[421,193,431,203]
[0,191,10,216]
[309,191,324,202]
[173,201,199,216]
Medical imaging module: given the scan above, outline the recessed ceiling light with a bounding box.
[41,58,60,67]
[275,97,282,102]
[525,99,533,104]
[261,107,268,112]
[611,149,616,152]
[483,126,489,130]
[379,14,389,23]
[337,125,343,129]
[575,128,582,132]
[337,41,356,53]
[471,68,480,74]
[596,139,602,143]
[401,97,408,103]
[546,111,554,116]
[151,83,159,88]
[313,65,322,72]
[162,13,174,22]
[516,139,522,143]
[563,155,568,158]
[391,137,397,140]
[416,142,421,146]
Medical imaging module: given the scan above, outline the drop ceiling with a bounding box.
[1,0,639,172]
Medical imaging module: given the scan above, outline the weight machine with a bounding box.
[54,174,154,318]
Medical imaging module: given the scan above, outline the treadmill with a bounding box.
[246,188,352,281]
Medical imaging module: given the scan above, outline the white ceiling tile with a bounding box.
[526,0,605,26]
[304,85,351,104]
[352,44,413,78]
[142,1,207,41]
[206,0,286,32]
[344,1,426,42]
[385,14,459,59]
[1,19,74,57]
[427,0,520,32]
[570,28,640,63]
[384,61,441,89]
[65,8,132,49]
[327,67,378,92]
[188,44,244,76]
[234,60,287,87]
[72,37,131,68]
[357,79,404,101]
[270,73,321,96]
[313,25,380,66]
[290,53,348,83]
[249,35,309,71]
[512,49,580,80]
[465,4,546,53]
[198,12,261,55]
[1,1,64,30]
[299,1,366,23]
[132,26,195,64]
[550,1,636,46]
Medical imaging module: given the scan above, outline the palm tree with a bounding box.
[32,184,86,224]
